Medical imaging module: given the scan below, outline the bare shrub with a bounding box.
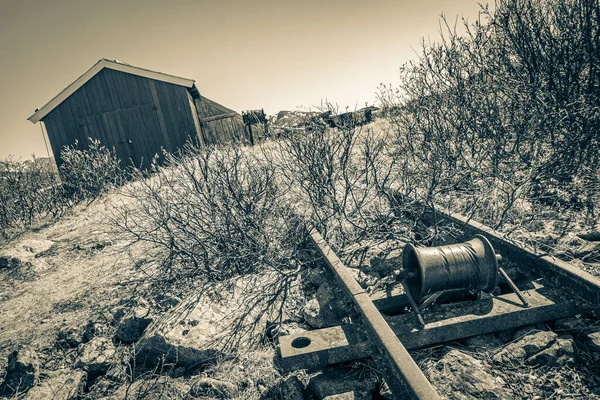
[59,138,123,202]
[0,156,68,241]
[379,0,600,236]
[111,143,307,345]
[267,107,410,249]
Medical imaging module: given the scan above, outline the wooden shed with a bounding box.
[28,59,250,170]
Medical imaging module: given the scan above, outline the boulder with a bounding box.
[0,347,40,395]
[427,350,510,399]
[527,337,575,367]
[75,337,117,381]
[136,277,279,368]
[464,333,503,350]
[279,376,306,400]
[189,377,237,398]
[112,299,151,325]
[494,331,557,364]
[23,369,86,400]
[307,369,378,399]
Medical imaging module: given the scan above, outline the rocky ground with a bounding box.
[1,189,600,399]
[296,237,600,399]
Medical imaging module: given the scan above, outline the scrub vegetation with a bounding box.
[1,0,599,398]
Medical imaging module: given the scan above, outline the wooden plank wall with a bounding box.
[42,69,201,169]
[193,97,249,145]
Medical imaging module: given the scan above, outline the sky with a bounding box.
[0,0,485,160]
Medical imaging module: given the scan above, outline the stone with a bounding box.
[265,321,306,342]
[20,239,56,256]
[115,315,152,344]
[314,282,354,316]
[554,317,589,332]
[136,277,278,368]
[0,256,22,269]
[340,239,407,272]
[23,369,86,400]
[316,282,337,306]
[112,308,128,326]
[112,376,190,399]
[86,376,116,398]
[113,299,150,324]
[82,320,101,343]
[512,324,547,340]
[75,337,117,381]
[584,330,600,353]
[573,242,600,262]
[56,324,85,349]
[427,350,510,399]
[578,231,600,242]
[189,377,237,398]
[323,393,359,400]
[305,267,327,288]
[370,247,404,272]
[0,347,40,395]
[527,338,576,367]
[496,328,518,343]
[493,331,557,364]
[347,268,379,288]
[279,376,305,400]
[307,369,378,399]
[302,298,339,329]
[464,333,503,350]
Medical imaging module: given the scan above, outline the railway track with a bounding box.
[278,205,600,399]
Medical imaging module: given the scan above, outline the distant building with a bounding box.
[28,59,249,170]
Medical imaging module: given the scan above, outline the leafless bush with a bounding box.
[379,0,600,234]
[110,142,308,343]
[267,107,412,249]
[0,156,68,240]
[60,138,123,202]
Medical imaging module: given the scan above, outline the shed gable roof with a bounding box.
[28,59,195,123]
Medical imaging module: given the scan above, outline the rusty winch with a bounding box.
[395,235,528,326]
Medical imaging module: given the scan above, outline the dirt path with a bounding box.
[0,195,143,367]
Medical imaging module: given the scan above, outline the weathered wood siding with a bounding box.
[193,97,249,144]
[42,68,201,169]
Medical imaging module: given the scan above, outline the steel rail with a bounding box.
[309,229,440,400]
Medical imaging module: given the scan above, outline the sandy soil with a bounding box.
[0,193,145,370]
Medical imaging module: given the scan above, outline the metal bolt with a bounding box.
[499,267,529,308]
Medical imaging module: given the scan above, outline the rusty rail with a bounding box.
[309,229,440,400]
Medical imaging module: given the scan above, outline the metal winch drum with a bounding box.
[401,235,499,302]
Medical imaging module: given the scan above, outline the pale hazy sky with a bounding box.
[0,0,484,160]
